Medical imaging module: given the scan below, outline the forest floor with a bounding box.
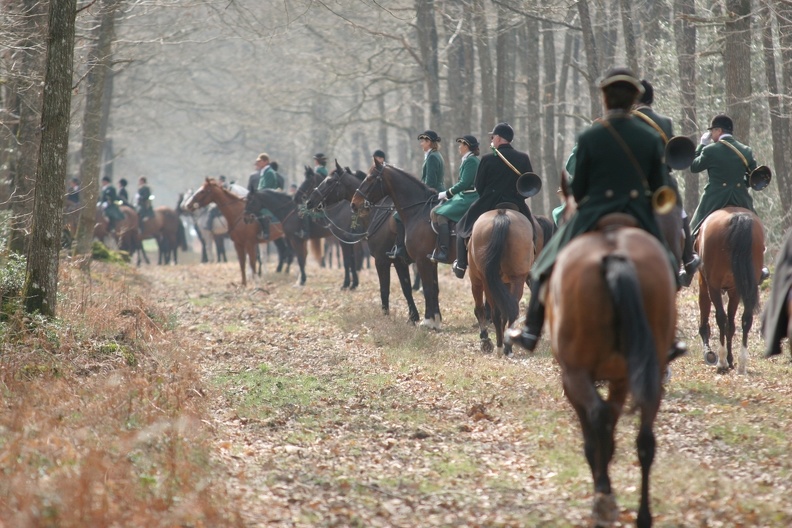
[154,251,792,527]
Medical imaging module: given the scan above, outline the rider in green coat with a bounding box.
[255,153,280,240]
[688,114,768,281]
[515,68,678,352]
[428,135,480,263]
[387,130,445,260]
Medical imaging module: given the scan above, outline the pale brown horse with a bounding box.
[183,178,284,286]
[695,207,764,374]
[468,208,535,355]
[138,206,187,265]
[543,215,675,527]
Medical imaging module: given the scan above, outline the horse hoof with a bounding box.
[592,492,619,526]
[716,366,730,375]
[704,350,718,365]
[480,338,494,353]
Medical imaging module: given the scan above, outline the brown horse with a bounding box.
[762,227,792,358]
[94,205,141,254]
[696,207,764,374]
[468,208,534,355]
[138,206,187,265]
[183,178,284,286]
[350,161,445,328]
[543,214,675,528]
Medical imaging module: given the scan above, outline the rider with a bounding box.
[428,135,480,264]
[387,130,445,260]
[295,153,329,239]
[633,79,700,286]
[453,122,534,279]
[99,176,124,232]
[689,114,770,282]
[136,177,154,230]
[515,67,678,352]
[255,153,280,240]
[118,178,132,207]
[373,149,387,165]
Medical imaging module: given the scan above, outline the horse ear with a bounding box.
[335,159,342,172]
[373,157,383,170]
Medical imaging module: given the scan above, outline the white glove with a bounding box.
[700,131,713,146]
[438,191,447,201]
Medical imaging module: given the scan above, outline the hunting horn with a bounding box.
[665,136,696,170]
[652,185,677,215]
[747,165,772,191]
[492,146,543,198]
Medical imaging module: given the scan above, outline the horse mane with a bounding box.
[381,164,438,198]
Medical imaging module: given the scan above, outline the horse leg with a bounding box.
[472,278,492,353]
[710,288,730,373]
[492,304,505,355]
[725,292,740,372]
[411,263,421,291]
[563,371,619,526]
[698,280,716,365]
[246,243,258,285]
[233,240,247,286]
[633,390,659,528]
[416,260,441,330]
[342,244,358,290]
[291,237,308,286]
[393,258,420,323]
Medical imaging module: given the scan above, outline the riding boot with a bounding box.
[760,266,770,283]
[678,216,700,287]
[387,218,408,260]
[669,339,688,363]
[452,236,468,279]
[258,216,270,241]
[508,278,545,351]
[429,223,451,263]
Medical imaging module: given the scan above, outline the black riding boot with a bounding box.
[509,278,545,351]
[452,236,468,279]
[429,223,451,263]
[387,218,408,260]
[258,217,270,241]
[679,216,700,287]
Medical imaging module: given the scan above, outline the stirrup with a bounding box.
[452,260,466,279]
[760,267,770,283]
[505,327,539,352]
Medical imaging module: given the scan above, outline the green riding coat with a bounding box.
[433,153,479,223]
[395,149,445,222]
[689,136,757,237]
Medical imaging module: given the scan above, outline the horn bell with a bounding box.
[652,185,677,215]
[516,172,542,198]
[748,165,772,191]
[665,136,696,170]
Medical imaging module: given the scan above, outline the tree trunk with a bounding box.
[643,0,664,77]
[443,2,473,182]
[75,0,120,259]
[724,0,752,143]
[495,1,517,123]
[555,8,578,169]
[620,0,638,73]
[23,0,77,316]
[577,0,602,119]
[777,0,792,221]
[763,0,792,228]
[473,0,496,132]
[7,0,46,254]
[673,0,699,213]
[415,0,446,181]
[541,9,558,207]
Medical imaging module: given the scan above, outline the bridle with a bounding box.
[354,163,387,210]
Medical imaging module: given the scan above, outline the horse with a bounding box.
[763,227,792,359]
[137,206,188,265]
[94,205,141,254]
[350,161,444,328]
[468,208,535,355]
[305,163,420,322]
[179,189,230,263]
[183,178,285,286]
[695,207,764,374]
[294,166,359,289]
[542,212,675,527]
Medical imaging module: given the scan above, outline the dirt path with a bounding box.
[141,257,792,527]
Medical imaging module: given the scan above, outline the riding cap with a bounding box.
[373,149,387,160]
[314,153,328,164]
[708,114,734,133]
[101,176,111,183]
[119,178,128,186]
[638,79,654,105]
[455,135,480,150]
[489,122,514,142]
[417,130,441,142]
[597,68,644,95]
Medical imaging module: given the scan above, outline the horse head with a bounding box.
[350,160,386,215]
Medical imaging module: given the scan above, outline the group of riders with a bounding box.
[94,175,155,233]
[374,67,770,354]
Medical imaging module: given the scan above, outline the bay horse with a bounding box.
[468,208,535,355]
[351,161,445,328]
[295,166,359,289]
[138,206,187,265]
[762,227,792,358]
[94,205,140,254]
[305,163,420,322]
[183,178,284,286]
[696,207,764,374]
[542,213,675,527]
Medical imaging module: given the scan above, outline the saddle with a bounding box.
[595,213,639,231]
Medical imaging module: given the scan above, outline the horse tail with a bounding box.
[602,254,660,409]
[536,215,556,245]
[178,218,188,251]
[483,210,519,323]
[727,213,759,314]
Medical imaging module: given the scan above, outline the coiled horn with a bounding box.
[652,185,677,215]
[516,172,542,198]
[665,136,696,170]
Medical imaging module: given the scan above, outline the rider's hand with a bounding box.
[438,191,447,201]
[700,131,713,146]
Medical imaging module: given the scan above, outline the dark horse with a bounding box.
[762,226,792,358]
[137,205,188,266]
[244,189,327,287]
[295,166,359,289]
[306,162,420,322]
[543,212,675,527]
[468,208,535,356]
[350,161,444,328]
[696,207,764,374]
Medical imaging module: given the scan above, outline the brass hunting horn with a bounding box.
[492,146,542,198]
